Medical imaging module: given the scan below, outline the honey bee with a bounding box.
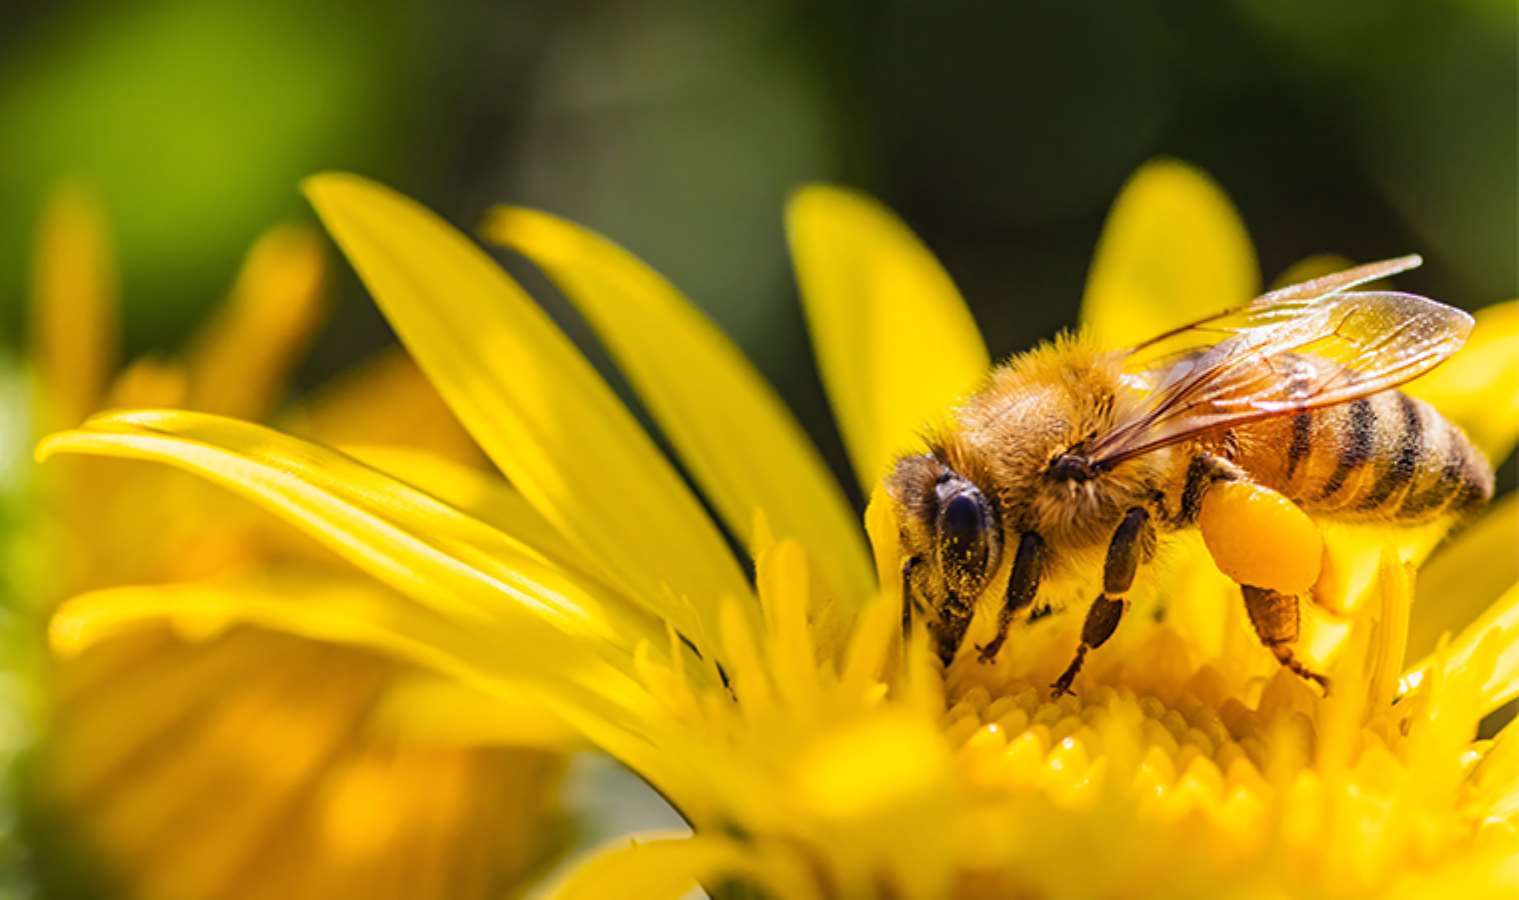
[889,255,1493,695]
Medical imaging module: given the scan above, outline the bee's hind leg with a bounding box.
[1192,468,1330,693]
[1051,507,1151,697]
[1241,585,1330,694]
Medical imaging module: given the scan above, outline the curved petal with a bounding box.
[45,619,565,900]
[52,574,566,697]
[30,182,118,436]
[1404,299,1519,466]
[484,206,872,603]
[304,174,750,649]
[38,410,665,651]
[183,224,328,420]
[48,571,655,749]
[49,565,687,804]
[372,675,582,749]
[1080,159,1258,348]
[1408,493,1518,663]
[1432,581,1519,712]
[339,443,588,580]
[1468,711,1519,821]
[547,832,809,900]
[786,185,989,494]
[285,348,483,467]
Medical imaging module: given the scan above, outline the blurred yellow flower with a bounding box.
[37,162,1519,898]
[17,185,568,899]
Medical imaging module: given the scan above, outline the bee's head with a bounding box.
[887,453,1003,604]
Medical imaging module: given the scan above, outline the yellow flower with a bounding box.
[17,185,568,899]
[37,161,1519,898]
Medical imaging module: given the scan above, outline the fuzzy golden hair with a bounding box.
[914,332,1176,557]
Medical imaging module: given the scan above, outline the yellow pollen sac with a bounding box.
[1199,481,1322,594]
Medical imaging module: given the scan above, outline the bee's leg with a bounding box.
[900,555,922,638]
[976,532,1045,663]
[1176,452,1242,524]
[1193,462,1324,599]
[1192,459,1331,692]
[1241,586,1330,693]
[1052,508,1151,696]
[1051,596,1122,698]
[933,591,973,668]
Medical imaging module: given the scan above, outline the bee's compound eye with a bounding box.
[933,481,1001,593]
[941,494,984,545]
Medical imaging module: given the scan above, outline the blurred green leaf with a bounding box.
[0,0,416,351]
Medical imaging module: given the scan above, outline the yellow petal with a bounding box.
[40,412,682,788]
[340,443,589,583]
[50,567,659,748]
[794,712,950,822]
[1363,549,1413,713]
[285,348,483,467]
[104,357,189,409]
[45,621,565,900]
[786,185,989,493]
[29,182,119,436]
[548,833,804,900]
[485,206,872,603]
[1468,712,1519,821]
[1404,300,1519,467]
[1414,581,1519,714]
[371,675,582,749]
[304,173,750,648]
[49,572,546,694]
[38,410,661,651]
[183,224,328,419]
[46,573,672,816]
[1408,493,1519,663]
[1080,159,1258,347]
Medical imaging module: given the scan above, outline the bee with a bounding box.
[888,255,1493,695]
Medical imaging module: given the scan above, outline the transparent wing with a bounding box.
[1088,281,1472,466]
[1124,254,1424,368]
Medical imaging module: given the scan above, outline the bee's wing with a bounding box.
[1124,254,1424,367]
[1087,285,1472,466]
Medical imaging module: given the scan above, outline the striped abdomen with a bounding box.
[1235,390,1493,523]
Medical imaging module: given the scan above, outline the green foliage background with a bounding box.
[2,1,1513,383]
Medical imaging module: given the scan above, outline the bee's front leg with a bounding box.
[976,532,1045,663]
[933,592,974,668]
[900,555,922,638]
[1051,507,1152,696]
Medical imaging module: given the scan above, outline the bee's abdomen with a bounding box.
[1241,391,1492,523]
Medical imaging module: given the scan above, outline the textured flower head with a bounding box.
[38,162,1519,897]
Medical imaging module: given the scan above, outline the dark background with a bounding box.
[2,0,1515,496]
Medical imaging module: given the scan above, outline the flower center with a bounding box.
[929,625,1491,894]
